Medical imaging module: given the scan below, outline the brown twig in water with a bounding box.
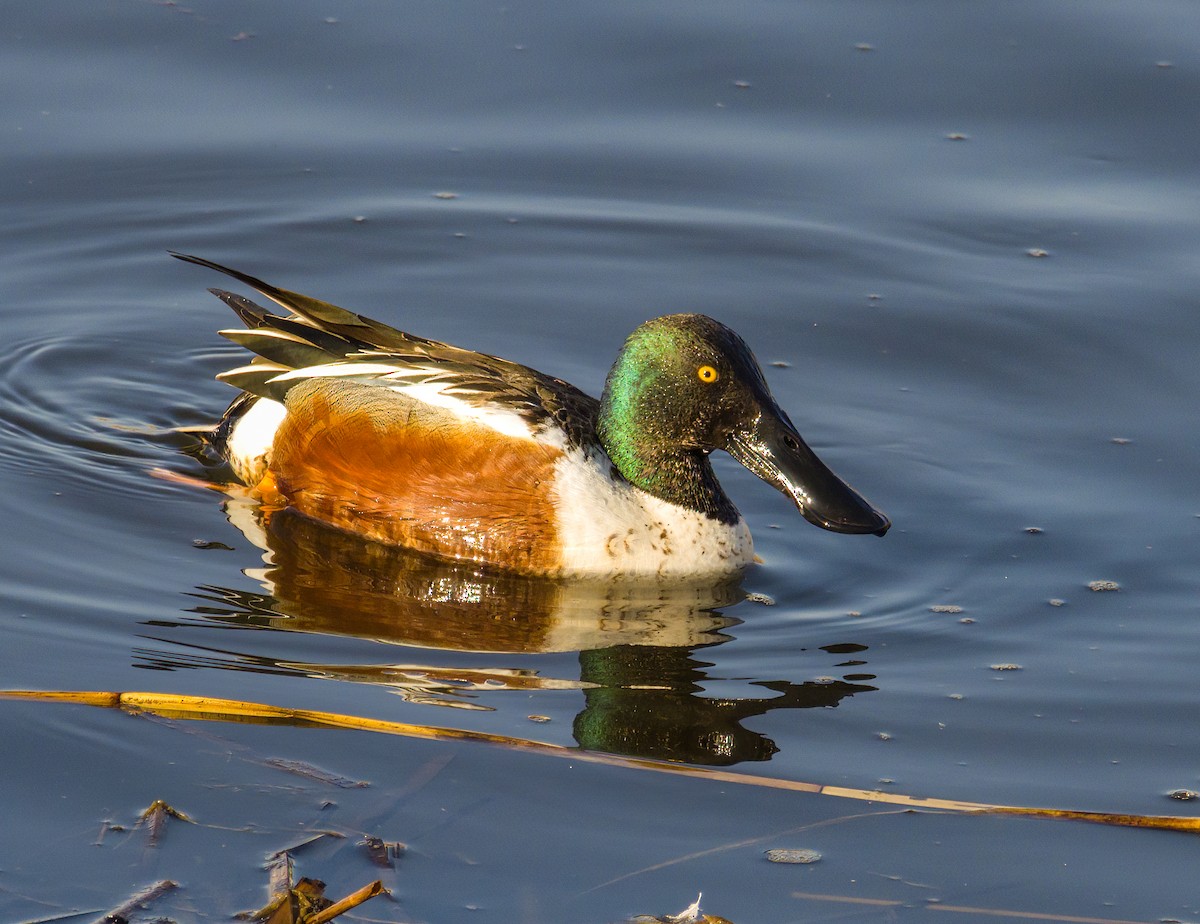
[306,880,389,924]
[6,689,1199,836]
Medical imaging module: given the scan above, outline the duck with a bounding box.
[174,252,889,578]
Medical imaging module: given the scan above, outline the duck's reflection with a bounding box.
[144,501,876,765]
[572,646,871,764]
[201,501,749,651]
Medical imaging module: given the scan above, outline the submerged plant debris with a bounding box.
[763,847,822,864]
[137,799,194,847]
[359,834,406,868]
[96,878,179,924]
[241,849,388,924]
[262,758,370,789]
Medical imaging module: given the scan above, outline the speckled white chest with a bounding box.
[549,447,754,578]
[225,396,286,485]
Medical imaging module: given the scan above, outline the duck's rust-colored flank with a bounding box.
[270,379,566,574]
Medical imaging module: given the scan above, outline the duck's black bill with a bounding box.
[726,412,890,537]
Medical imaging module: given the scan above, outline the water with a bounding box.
[3,2,1200,921]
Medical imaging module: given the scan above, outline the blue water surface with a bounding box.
[2,2,1199,922]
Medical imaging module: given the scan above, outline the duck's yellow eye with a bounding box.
[697,364,719,383]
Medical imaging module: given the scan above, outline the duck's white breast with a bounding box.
[550,447,754,578]
[225,397,287,484]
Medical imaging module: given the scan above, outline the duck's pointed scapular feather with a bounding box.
[253,309,364,356]
[218,328,344,372]
[207,288,272,329]
[216,363,295,402]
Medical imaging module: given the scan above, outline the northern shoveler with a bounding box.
[175,252,889,578]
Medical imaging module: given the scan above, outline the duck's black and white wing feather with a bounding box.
[172,252,599,449]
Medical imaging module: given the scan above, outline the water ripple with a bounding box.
[0,326,227,500]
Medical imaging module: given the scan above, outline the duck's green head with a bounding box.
[598,314,889,536]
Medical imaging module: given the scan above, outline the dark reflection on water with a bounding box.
[573,646,873,765]
[137,501,876,766]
